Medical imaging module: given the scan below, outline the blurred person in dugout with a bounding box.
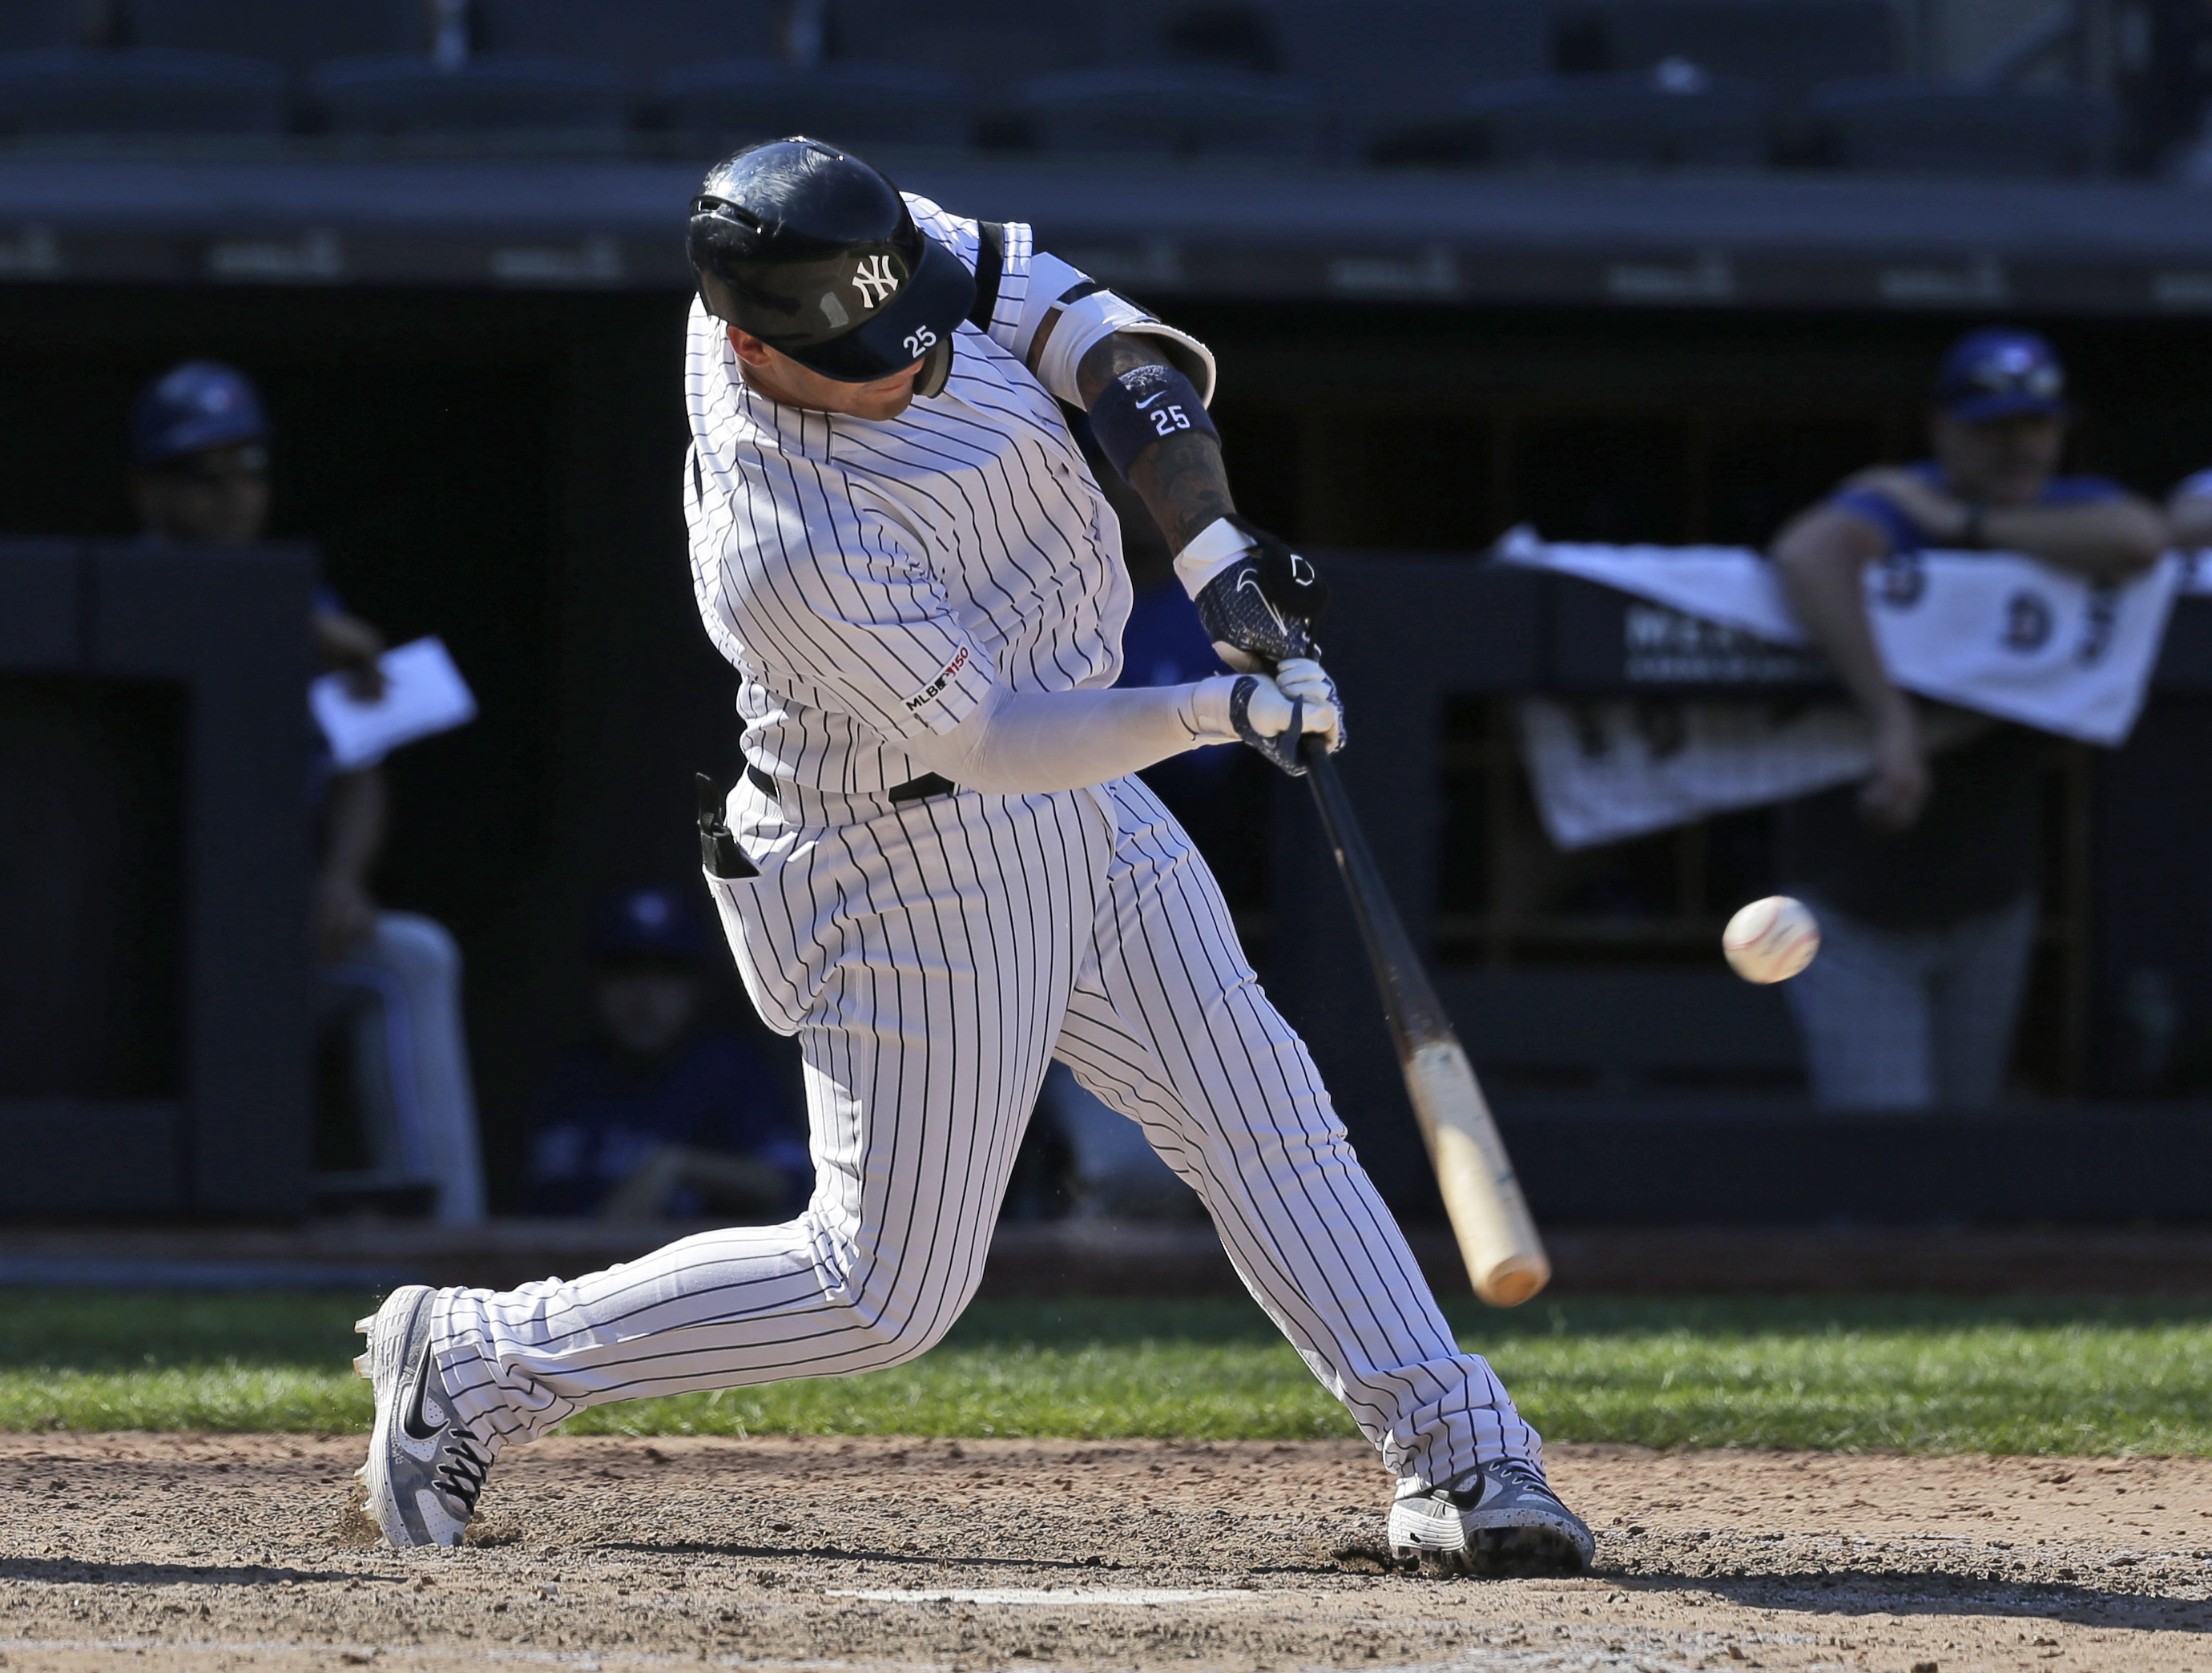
[131,361,486,1221]
[2162,457,2212,550]
[1767,329,2166,1109]
[526,885,811,1220]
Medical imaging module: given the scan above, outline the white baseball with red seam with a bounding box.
[1722,896,1820,984]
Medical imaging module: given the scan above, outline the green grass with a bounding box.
[2,1289,2210,1454]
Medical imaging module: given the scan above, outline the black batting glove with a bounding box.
[1173,514,1328,671]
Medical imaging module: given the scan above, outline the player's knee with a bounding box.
[805,1233,978,1367]
[832,1290,962,1369]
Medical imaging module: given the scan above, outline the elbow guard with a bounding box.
[1015,252,1217,407]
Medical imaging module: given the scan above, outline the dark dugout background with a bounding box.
[6,281,2212,1210]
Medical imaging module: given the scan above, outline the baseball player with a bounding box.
[354,139,1593,1578]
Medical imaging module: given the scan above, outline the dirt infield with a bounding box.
[3,1433,2210,1672]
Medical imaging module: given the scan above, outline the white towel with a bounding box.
[1518,696,1988,851]
[1494,532,2189,849]
[1495,528,2184,748]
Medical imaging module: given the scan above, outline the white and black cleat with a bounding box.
[353,1284,498,1549]
[1388,1458,1595,1578]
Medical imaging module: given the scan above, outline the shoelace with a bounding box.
[434,1425,493,1513]
[1489,1459,1548,1492]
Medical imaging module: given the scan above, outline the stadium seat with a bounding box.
[661,60,973,151]
[473,0,783,84]
[1266,0,1553,121]
[1123,1,1283,73]
[1590,0,1894,97]
[310,55,628,135]
[827,0,1111,79]
[1810,77,2121,176]
[1378,67,1772,167]
[0,47,287,134]
[0,0,79,54]
[130,0,421,78]
[1017,64,1320,159]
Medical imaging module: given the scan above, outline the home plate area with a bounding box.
[2,1433,2209,1671]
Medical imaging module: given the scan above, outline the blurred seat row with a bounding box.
[0,0,2127,177]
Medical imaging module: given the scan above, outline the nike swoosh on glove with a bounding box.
[1174,515,1328,671]
[1230,668,1341,776]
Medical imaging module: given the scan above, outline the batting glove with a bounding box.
[1272,656,1348,754]
[1229,664,1342,777]
[1174,514,1328,671]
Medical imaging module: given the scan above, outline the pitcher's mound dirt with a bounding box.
[3,1432,2209,1671]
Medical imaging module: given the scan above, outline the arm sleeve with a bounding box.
[901,677,1244,795]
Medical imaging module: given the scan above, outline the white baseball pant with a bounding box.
[432,772,1539,1487]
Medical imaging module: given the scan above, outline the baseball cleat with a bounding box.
[353,1284,498,1548]
[1388,1458,1595,1578]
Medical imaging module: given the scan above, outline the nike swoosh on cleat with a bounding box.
[401,1340,445,1444]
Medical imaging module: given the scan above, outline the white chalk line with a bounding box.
[827,1586,1274,1606]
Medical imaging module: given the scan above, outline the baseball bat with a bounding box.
[1299,735,1551,1307]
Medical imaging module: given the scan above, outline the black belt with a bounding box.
[745,764,957,804]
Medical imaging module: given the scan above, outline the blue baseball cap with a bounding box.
[1934,329,2067,422]
[131,361,270,464]
[590,885,704,965]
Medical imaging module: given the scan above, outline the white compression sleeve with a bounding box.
[901,678,1244,795]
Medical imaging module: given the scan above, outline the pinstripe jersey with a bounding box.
[425,190,1549,1506]
[683,196,1133,796]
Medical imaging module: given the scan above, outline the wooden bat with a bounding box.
[1299,735,1551,1307]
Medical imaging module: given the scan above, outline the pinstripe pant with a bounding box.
[434,774,1537,1486]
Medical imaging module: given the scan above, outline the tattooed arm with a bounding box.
[1062,330,1236,553]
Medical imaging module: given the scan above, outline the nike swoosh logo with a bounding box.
[401,1339,445,1443]
[1235,571,1287,634]
[1134,393,1164,409]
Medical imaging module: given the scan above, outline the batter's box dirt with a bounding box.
[2,1433,2209,1671]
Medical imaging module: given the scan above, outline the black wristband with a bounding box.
[1086,364,1218,480]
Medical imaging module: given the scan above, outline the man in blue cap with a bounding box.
[131,360,486,1220]
[526,885,808,1219]
[1767,328,2166,1107]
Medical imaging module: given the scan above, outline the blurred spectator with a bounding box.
[527,885,810,1220]
[2165,464,2212,549]
[131,360,486,1219]
[1767,329,2164,1108]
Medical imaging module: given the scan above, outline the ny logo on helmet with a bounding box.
[851,255,899,309]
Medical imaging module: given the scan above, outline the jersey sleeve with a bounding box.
[900,190,1036,357]
[900,189,1213,403]
[1827,486,1920,553]
[709,466,997,742]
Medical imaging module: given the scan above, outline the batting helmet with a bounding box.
[687,138,973,400]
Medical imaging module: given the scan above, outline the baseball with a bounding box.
[1722,895,1820,984]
